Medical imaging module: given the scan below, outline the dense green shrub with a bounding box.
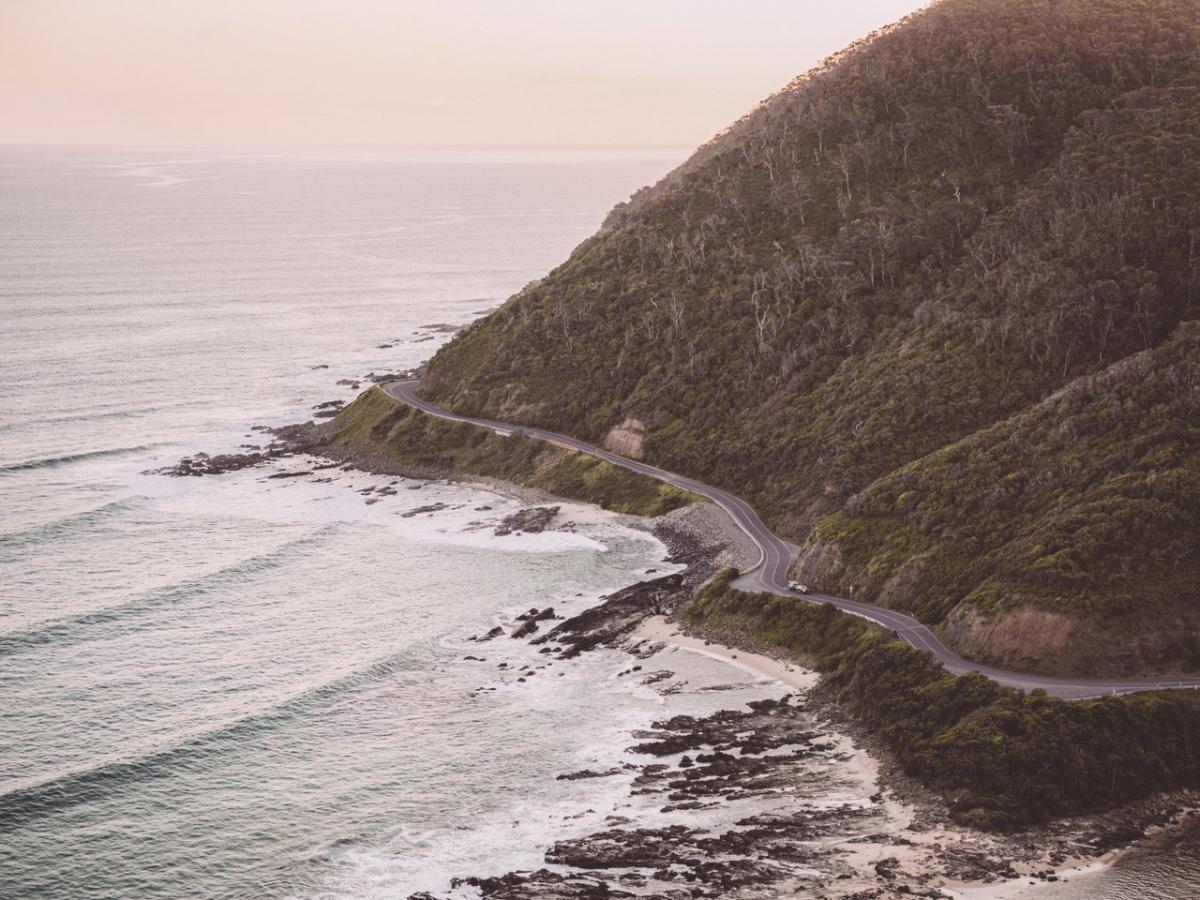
[685,574,1200,830]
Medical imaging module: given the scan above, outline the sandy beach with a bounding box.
[634,614,821,692]
[631,614,1121,900]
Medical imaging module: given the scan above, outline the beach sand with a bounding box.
[633,614,820,692]
[632,614,1115,900]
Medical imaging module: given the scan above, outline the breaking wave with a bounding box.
[0,445,159,475]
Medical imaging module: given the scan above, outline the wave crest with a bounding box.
[0,445,159,475]
[0,526,338,657]
[0,642,424,828]
[0,498,142,556]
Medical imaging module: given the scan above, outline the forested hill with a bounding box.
[422,0,1200,677]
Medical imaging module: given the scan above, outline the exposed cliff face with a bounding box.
[602,417,646,460]
[420,0,1200,675]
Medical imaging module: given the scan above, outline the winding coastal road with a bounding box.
[385,379,1200,701]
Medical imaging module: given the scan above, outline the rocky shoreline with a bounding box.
[637,621,1200,900]
[154,396,1199,899]
[416,587,1200,899]
[404,501,1200,899]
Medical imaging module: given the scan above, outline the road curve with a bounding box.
[384,379,1200,701]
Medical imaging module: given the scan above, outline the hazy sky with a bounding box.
[1,1,928,146]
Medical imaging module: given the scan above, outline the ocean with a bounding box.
[1,147,1196,899]
[0,145,722,897]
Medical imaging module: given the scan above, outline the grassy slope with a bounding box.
[685,574,1200,830]
[328,386,697,517]
[421,0,1200,674]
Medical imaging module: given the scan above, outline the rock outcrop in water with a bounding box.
[494,506,560,536]
[531,574,686,659]
[151,421,324,477]
[412,672,1200,900]
[408,695,1055,899]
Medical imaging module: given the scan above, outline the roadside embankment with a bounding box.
[322,385,698,517]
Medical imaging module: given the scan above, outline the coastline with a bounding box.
[631,615,1125,899]
[634,614,820,694]
[416,478,1196,896]
[163,408,1199,898]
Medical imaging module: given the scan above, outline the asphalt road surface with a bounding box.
[385,379,1200,701]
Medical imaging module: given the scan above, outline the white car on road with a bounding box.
[787,581,811,594]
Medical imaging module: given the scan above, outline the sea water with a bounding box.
[2,147,1197,899]
[0,146,711,898]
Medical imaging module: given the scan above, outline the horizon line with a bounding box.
[0,141,696,151]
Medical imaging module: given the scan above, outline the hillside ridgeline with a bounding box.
[421,0,1200,676]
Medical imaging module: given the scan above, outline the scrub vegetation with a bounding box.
[686,573,1200,830]
[329,386,696,517]
[422,0,1200,675]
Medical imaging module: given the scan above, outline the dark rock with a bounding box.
[451,870,636,898]
[547,826,699,869]
[1089,824,1145,852]
[557,768,624,781]
[400,502,449,518]
[511,619,541,639]
[495,506,560,536]
[640,670,674,685]
[312,399,346,419]
[153,450,275,477]
[875,857,900,879]
[151,418,330,478]
[516,607,556,623]
[532,574,688,659]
